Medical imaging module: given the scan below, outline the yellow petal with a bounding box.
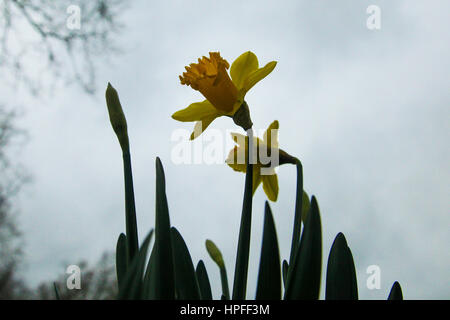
[230,132,247,146]
[190,115,217,140]
[261,173,279,201]
[230,51,259,91]
[253,166,262,195]
[225,145,246,172]
[172,100,219,122]
[243,61,277,93]
[263,120,279,148]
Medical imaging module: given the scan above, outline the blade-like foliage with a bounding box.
[325,232,358,300]
[116,233,128,292]
[285,196,322,300]
[196,260,213,300]
[171,227,201,300]
[255,202,281,300]
[282,260,289,289]
[388,281,403,300]
[118,230,153,300]
[147,157,175,299]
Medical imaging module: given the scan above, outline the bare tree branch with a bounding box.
[1,0,128,94]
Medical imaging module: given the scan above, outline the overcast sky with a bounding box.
[4,0,449,299]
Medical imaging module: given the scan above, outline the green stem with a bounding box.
[232,128,254,300]
[220,266,230,300]
[122,150,139,263]
[288,158,303,267]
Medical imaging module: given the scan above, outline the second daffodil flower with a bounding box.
[172,51,277,139]
[225,121,297,202]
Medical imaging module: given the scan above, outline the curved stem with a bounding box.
[288,158,303,268]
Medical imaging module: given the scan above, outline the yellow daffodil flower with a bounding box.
[225,120,295,202]
[172,51,277,139]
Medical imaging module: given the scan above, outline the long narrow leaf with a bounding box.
[171,227,201,300]
[147,157,175,299]
[282,260,288,289]
[232,130,254,300]
[388,281,403,300]
[116,233,128,292]
[325,232,358,300]
[196,260,213,300]
[255,202,281,300]
[118,230,153,300]
[142,244,156,299]
[285,196,322,300]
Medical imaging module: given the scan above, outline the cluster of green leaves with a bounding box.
[107,84,403,300]
[114,156,402,300]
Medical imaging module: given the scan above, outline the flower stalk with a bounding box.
[106,83,139,263]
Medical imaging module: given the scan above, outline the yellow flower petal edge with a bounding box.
[262,174,279,202]
[243,61,277,93]
[252,166,262,195]
[225,120,281,201]
[263,120,279,149]
[230,51,259,91]
[172,100,220,122]
[173,51,277,139]
[190,115,218,140]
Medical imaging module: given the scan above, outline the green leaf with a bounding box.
[388,281,403,300]
[285,196,322,300]
[147,157,175,299]
[206,239,230,300]
[196,260,213,300]
[282,260,289,289]
[116,233,128,292]
[232,131,254,300]
[171,227,201,300]
[118,230,153,300]
[301,191,311,225]
[325,233,358,300]
[255,202,281,300]
[142,244,156,299]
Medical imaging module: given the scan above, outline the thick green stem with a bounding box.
[123,150,139,263]
[220,266,230,300]
[288,158,303,267]
[232,128,254,300]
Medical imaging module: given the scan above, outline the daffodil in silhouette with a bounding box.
[172,51,277,139]
[225,120,296,201]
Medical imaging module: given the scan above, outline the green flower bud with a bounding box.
[205,239,225,269]
[106,83,129,151]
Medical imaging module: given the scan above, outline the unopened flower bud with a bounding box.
[106,83,129,151]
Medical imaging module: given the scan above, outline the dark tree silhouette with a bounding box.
[0,0,129,299]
